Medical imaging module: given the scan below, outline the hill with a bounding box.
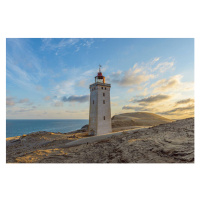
[112,112,173,128]
[82,112,174,132]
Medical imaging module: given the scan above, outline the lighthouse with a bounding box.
[89,65,112,136]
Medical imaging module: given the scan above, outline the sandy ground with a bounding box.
[6,118,194,163]
[111,112,173,128]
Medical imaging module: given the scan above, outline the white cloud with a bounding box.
[111,67,154,86]
[153,61,174,73]
[52,80,76,96]
[151,75,194,93]
[150,57,160,65]
[41,38,79,51]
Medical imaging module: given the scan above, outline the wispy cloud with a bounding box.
[16,107,36,113]
[41,38,79,51]
[62,95,89,103]
[52,68,96,96]
[158,105,194,116]
[18,98,29,103]
[153,61,174,73]
[176,98,194,105]
[131,94,172,104]
[6,97,15,106]
[53,80,76,96]
[122,105,143,111]
[6,39,45,91]
[82,39,94,48]
[40,38,94,55]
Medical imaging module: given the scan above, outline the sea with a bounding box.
[6,119,89,138]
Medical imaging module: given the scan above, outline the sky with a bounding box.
[6,38,194,119]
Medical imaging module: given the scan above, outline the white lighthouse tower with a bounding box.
[89,65,112,136]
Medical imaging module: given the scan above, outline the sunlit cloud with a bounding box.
[158,105,194,116]
[122,105,143,111]
[151,75,194,94]
[176,98,194,105]
[6,39,194,119]
[111,67,154,86]
[132,94,172,104]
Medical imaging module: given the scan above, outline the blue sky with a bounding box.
[6,38,194,119]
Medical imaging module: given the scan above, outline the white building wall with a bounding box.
[89,86,98,135]
[89,83,112,136]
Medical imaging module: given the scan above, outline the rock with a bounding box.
[81,124,89,132]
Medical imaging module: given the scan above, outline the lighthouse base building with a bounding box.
[89,66,112,136]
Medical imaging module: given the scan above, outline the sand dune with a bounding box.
[81,112,173,132]
[112,112,173,128]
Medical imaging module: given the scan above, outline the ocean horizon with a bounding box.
[6,119,89,138]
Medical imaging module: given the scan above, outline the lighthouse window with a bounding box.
[103,93,105,96]
[103,100,105,104]
[104,116,105,120]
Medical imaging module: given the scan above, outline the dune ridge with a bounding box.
[112,112,173,128]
